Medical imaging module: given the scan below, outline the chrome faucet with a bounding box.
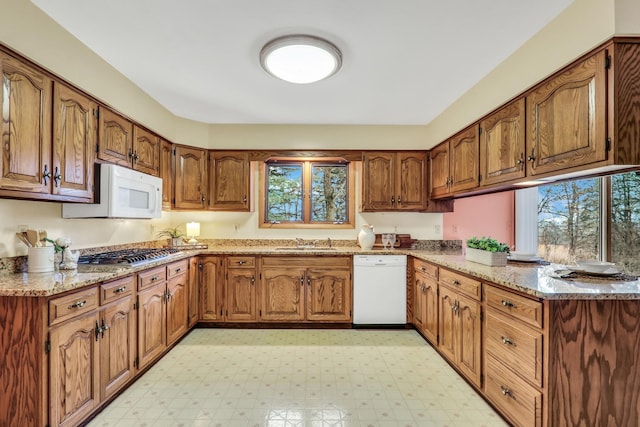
[327,237,332,248]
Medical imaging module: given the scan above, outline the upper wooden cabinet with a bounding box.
[160,140,174,210]
[430,125,479,199]
[97,107,133,167]
[0,53,53,197]
[362,151,428,211]
[526,51,607,177]
[174,145,207,209]
[132,125,160,176]
[97,107,160,176]
[479,98,526,186]
[208,151,250,211]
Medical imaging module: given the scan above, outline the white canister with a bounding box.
[28,246,55,273]
[358,224,376,250]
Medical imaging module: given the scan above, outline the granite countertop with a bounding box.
[1,245,638,299]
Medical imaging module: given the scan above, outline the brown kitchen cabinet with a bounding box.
[97,107,160,175]
[226,256,257,321]
[187,256,199,327]
[412,258,438,345]
[479,98,526,187]
[525,51,607,177]
[199,255,224,321]
[137,280,166,369]
[166,260,188,345]
[429,125,479,199]
[361,151,428,211]
[174,145,208,209]
[208,151,251,211]
[438,269,482,388]
[259,256,352,322]
[160,140,174,210]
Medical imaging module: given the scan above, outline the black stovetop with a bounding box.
[78,248,180,266]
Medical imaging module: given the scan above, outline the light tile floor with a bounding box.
[88,329,508,427]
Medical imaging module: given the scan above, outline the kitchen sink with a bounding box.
[275,247,336,251]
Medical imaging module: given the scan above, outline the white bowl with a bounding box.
[576,260,616,273]
[509,251,537,261]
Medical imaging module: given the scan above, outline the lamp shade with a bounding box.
[186,222,200,237]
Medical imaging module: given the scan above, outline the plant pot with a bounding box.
[465,247,508,267]
[170,237,182,247]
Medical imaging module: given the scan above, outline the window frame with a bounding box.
[258,158,355,229]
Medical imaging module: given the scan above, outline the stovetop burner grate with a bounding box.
[78,248,180,265]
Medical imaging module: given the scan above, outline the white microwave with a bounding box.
[62,164,162,219]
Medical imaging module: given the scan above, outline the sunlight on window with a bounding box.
[611,172,640,274]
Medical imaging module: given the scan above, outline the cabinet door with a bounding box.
[0,54,52,195]
[137,282,166,369]
[306,268,351,321]
[526,51,607,176]
[132,125,160,176]
[226,268,256,321]
[438,285,457,363]
[187,256,199,327]
[100,296,136,400]
[208,151,250,211]
[413,274,426,331]
[260,267,305,321]
[49,311,100,427]
[449,125,479,193]
[480,98,526,186]
[361,152,395,210]
[423,277,439,345]
[160,140,173,210]
[396,152,427,210]
[199,256,223,321]
[166,273,188,346]
[52,82,96,200]
[174,145,207,209]
[429,143,450,198]
[97,107,132,167]
[457,292,482,388]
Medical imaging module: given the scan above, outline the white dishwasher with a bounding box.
[353,255,407,325]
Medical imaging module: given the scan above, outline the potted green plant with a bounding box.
[157,227,184,247]
[465,236,510,266]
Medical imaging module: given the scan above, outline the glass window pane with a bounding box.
[265,163,303,222]
[310,164,348,223]
[537,178,600,264]
[611,171,640,275]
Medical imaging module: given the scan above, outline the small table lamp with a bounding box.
[186,222,200,245]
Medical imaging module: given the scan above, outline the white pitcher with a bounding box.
[358,224,375,250]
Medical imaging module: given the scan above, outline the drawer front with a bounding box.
[100,275,135,305]
[439,268,481,300]
[227,256,256,268]
[167,259,188,278]
[485,353,542,427]
[413,258,438,281]
[484,285,543,328]
[261,256,351,269]
[49,287,99,326]
[138,266,167,290]
[485,310,543,387]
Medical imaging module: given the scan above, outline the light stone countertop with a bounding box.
[1,246,638,299]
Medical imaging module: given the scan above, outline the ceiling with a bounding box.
[32,0,573,125]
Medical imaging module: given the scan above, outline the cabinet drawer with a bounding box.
[485,353,542,427]
[485,310,543,387]
[227,256,256,268]
[49,287,99,326]
[439,269,480,300]
[484,285,543,328]
[100,275,135,305]
[167,259,188,278]
[138,266,167,290]
[413,258,438,281]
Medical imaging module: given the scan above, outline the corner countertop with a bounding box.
[1,246,638,300]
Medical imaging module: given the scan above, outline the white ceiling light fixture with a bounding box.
[260,35,342,84]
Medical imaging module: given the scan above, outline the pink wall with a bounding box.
[443,191,515,248]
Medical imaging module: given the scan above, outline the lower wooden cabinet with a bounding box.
[166,268,188,346]
[199,255,224,321]
[259,256,352,322]
[438,270,482,388]
[226,256,257,321]
[412,259,438,344]
[137,281,166,370]
[187,256,199,327]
